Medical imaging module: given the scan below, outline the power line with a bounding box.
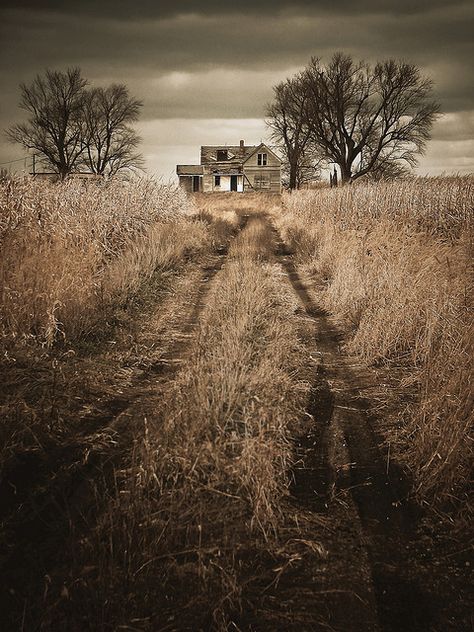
[0,155,33,167]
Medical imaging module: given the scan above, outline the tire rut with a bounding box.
[290,364,336,513]
[271,220,435,632]
[1,216,248,631]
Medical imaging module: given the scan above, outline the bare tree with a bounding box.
[266,74,320,190]
[295,150,323,188]
[363,157,412,182]
[82,85,143,176]
[281,149,322,189]
[303,53,440,183]
[7,68,87,179]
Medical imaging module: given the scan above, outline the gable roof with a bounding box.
[243,142,282,165]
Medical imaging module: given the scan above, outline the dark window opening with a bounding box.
[217,149,228,161]
[257,153,267,166]
[192,175,200,192]
[214,175,221,187]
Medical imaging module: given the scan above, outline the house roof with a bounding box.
[200,145,257,164]
[243,142,282,165]
[176,165,204,176]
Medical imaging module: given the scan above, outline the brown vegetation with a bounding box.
[277,176,473,518]
[0,176,206,348]
[1,180,472,631]
[0,176,210,480]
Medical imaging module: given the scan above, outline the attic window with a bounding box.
[257,153,267,166]
[217,149,228,161]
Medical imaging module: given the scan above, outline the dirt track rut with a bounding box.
[0,215,248,631]
[271,217,437,632]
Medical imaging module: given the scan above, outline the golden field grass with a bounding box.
[73,220,309,630]
[0,176,213,481]
[1,177,473,630]
[277,176,473,517]
[0,176,209,348]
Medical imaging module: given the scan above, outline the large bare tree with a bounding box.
[266,74,320,190]
[82,85,143,176]
[303,53,440,183]
[7,68,87,179]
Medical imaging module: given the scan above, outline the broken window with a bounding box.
[216,150,228,161]
[214,175,221,187]
[257,153,267,166]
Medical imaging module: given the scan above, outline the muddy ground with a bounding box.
[0,206,472,631]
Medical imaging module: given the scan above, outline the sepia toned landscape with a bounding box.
[1,1,473,631]
[1,176,472,630]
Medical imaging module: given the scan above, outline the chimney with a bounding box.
[240,139,244,149]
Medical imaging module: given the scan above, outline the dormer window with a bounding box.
[217,149,228,161]
[257,152,267,166]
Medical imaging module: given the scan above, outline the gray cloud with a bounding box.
[1,1,473,175]
[432,111,474,142]
[2,1,471,19]
[1,6,472,112]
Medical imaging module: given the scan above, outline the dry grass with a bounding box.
[0,176,209,349]
[195,191,281,214]
[63,215,309,630]
[277,176,473,517]
[5,178,471,628]
[193,192,242,241]
[0,175,213,480]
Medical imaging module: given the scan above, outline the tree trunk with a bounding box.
[289,161,298,190]
[58,165,69,180]
[339,163,352,185]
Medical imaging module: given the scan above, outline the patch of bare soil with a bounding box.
[0,218,247,631]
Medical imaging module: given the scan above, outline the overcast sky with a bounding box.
[1,1,473,179]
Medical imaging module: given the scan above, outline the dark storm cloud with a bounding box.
[2,0,471,19]
[1,4,473,115]
[1,0,473,174]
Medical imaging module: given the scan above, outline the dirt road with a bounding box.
[1,204,470,631]
[0,214,249,630]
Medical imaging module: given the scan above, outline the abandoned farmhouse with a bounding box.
[176,141,281,193]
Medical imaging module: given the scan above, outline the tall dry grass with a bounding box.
[0,175,212,480]
[278,176,473,515]
[0,175,209,349]
[65,216,307,630]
